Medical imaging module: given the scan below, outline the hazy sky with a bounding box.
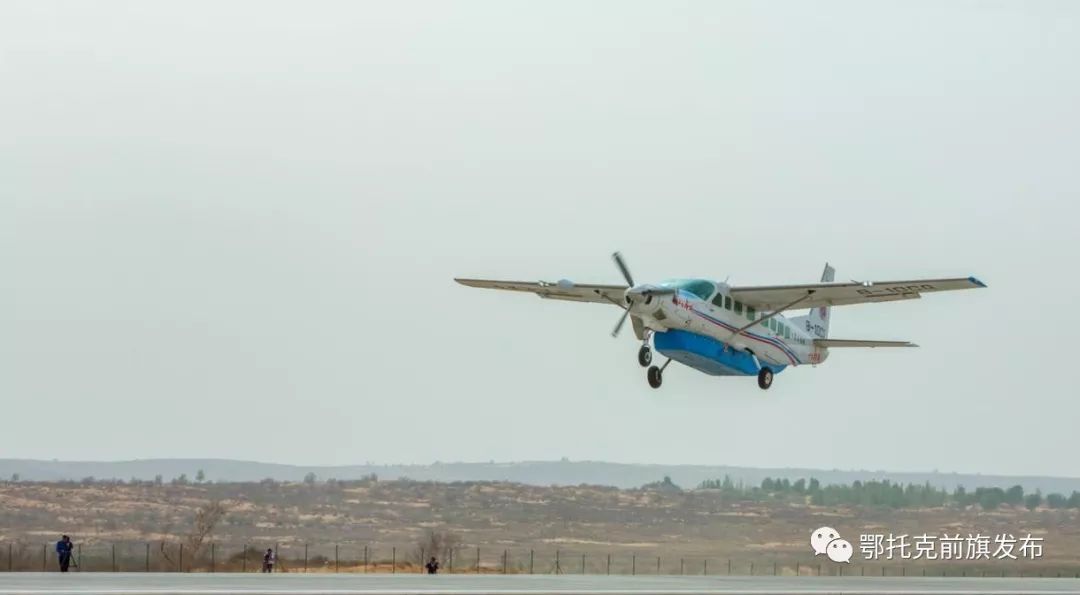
[3,1,1079,477]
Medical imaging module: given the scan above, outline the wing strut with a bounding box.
[727,291,816,341]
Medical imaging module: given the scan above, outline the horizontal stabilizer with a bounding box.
[814,339,918,348]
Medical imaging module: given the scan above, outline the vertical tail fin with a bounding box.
[808,263,835,339]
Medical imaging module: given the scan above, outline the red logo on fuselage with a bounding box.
[672,295,695,311]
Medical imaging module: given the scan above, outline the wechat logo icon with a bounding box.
[811,526,852,563]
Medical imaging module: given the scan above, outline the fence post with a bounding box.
[243,544,248,573]
[42,544,46,572]
[448,548,452,573]
[750,562,754,576]
[335,545,339,573]
[681,559,684,575]
[503,550,507,574]
[8,543,12,572]
[78,544,82,571]
[211,543,215,573]
[179,543,183,573]
[607,554,611,575]
[364,546,369,573]
[704,559,708,576]
[305,544,308,573]
[727,559,731,575]
[796,562,800,576]
[393,547,397,574]
[475,547,479,574]
[632,555,636,576]
[112,543,117,572]
[656,556,660,575]
[582,553,586,574]
[556,550,560,575]
[773,561,777,576]
[529,550,533,574]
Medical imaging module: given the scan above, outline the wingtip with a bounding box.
[969,276,987,288]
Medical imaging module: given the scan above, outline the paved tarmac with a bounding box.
[2,573,1080,595]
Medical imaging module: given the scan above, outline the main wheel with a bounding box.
[637,345,653,367]
[757,367,774,390]
[647,365,662,389]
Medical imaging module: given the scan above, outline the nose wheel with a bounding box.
[637,345,652,367]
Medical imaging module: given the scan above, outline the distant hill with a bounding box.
[3,458,1079,494]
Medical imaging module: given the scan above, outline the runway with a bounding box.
[2,574,1080,595]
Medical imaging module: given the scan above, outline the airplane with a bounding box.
[455,253,986,390]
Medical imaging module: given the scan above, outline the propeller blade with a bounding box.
[612,252,634,287]
[611,308,631,338]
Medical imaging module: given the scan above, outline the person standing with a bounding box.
[262,548,275,573]
[425,556,440,574]
[55,535,74,572]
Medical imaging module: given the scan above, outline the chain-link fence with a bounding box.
[2,542,1078,577]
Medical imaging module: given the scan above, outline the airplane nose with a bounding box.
[624,286,657,309]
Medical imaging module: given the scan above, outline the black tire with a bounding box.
[757,367,773,390]
[647,366,662,389]
[637,346,653,367]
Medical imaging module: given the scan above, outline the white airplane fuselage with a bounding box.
[629,279,828,376]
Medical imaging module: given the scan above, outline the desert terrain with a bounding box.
[1,477,1077,575]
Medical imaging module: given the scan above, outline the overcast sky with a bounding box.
[3,1,1078,477]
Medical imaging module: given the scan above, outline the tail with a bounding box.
[807,263,835,339]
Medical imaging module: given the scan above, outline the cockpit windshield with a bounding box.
[659,279,715,301]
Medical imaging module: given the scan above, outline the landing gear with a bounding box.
[647,366,662,389]
[646,358,672,389]
[757,367,774,390]
[637,345,652,367]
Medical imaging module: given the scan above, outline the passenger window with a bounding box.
[734,301,743,315]
[746,306,756,320]
[711,293,725,308]
[724,296,732,310]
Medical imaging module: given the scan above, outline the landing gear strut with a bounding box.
[757,367,774,390]
[647,358,673,389]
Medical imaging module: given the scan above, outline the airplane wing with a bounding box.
[729,276,986,311]
[454,278,628,306]
[814,339,918,348]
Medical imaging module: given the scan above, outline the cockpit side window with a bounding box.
[660,279,716,301]
[688,281,715,301]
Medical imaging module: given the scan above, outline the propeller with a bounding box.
[611,252,635,338]
[611,308,631,338]
[612,251,634,287]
